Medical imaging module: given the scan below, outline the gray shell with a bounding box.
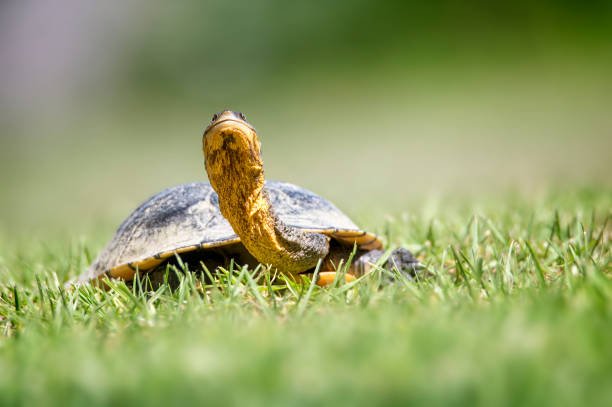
[79,180,381,282]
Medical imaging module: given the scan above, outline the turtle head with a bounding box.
[203,110,259,158]
[205,110,253,134]
[203,110,263,188]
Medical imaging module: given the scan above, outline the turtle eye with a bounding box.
[211,113,219,123]
[237,112,246,120]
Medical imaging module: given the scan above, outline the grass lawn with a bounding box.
[0,187,610,406]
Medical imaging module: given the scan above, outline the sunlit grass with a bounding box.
[0,189,610,406]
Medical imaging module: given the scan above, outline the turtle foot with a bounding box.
[383,248,421,281]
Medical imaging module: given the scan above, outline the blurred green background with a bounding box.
[1,0,611,237]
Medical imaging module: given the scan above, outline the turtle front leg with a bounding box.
[354,248,420,281]
[311,247,420,287]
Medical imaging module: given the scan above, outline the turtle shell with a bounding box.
[78,180,382,283]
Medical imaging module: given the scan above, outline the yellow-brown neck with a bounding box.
[203,113,329,274]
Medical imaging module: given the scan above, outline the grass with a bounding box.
[0,188,611,406]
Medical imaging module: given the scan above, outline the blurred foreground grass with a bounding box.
[0,188,610,406]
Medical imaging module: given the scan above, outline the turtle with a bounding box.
[75,110,418,287]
